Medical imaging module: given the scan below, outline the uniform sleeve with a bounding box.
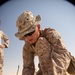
[22,43,35,75]
[1,31,9,48]
[44,28,70,75]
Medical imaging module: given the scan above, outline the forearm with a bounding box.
[22,44,35,75]
[22,64,35,75]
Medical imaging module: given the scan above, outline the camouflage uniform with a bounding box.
[0,30,9,75]
[15,11,71,75]
[22,28,70,75]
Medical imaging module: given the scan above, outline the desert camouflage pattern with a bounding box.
[15,11,41,40]
[0,30,9,75]
[22,28,70,75]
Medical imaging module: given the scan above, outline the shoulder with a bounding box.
[40,28,55,36]
[41,28,61,39]
[0,30,3,33]
[44,28,55,33]
[0,31,6,35]
[0,31,4,37]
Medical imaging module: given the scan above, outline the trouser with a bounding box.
[35,37,70,75]
[0,48,4,65]
[36,64,70,75]
[0,66,2,75]
[0,48,4,75]
[36,71,70,75]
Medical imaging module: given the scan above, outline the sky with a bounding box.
[0,0,75,75]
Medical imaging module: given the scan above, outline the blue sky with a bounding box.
[0,0,75,75]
